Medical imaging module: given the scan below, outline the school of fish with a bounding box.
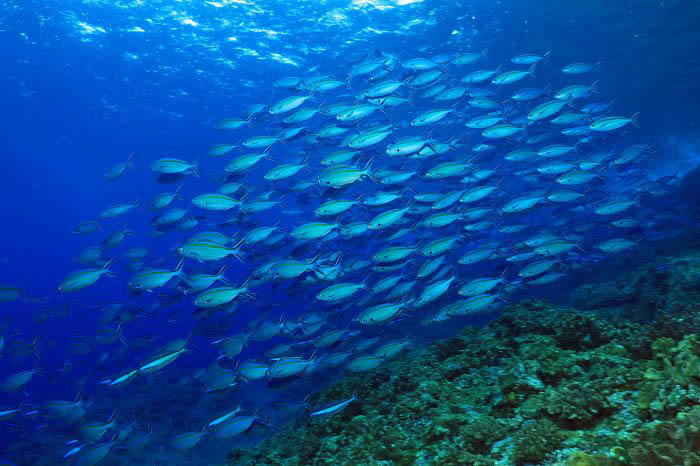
[0,47,688,465]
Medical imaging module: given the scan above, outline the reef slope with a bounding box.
[230,252,700,466]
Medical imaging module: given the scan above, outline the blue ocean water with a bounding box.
[0,0,699,464]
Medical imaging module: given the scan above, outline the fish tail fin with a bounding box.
[575,238,587,253]
[302,154,312,168]
[175,184,185,201]
[363,156,374,174]
[31,359,42,376]
[103,258,117,271]
[630,111,641,126]
[174,257,186,274]
[231,236,246,250]
[108,408,119,425]
[242,274,253,290]
[383,55,396,71]
[231,252,246,264]
[127,152,136,170]
[634,234,647,247]
[528,62,537,77]
[31,337,42,360]
[123,219,135,236]
[315,99,328,114]
[118,331,130,348]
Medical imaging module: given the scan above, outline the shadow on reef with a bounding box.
[229,250,700,466]
[679,163,700,205]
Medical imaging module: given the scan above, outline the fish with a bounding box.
[177,240,245,262]
[191,193,245,211]
[207,401,242,428]
[2,365,39,392]
[451,50,487,65]
[346,355,383,372]
[595,238,638,253]
[99,200,142,219]
[128,258,185,291]
[78,410,118,442]
[491,64,537,85]
[267,355,316,380]
[150,158,199,176]
[411,108,455,126]
[511,51,549,65]
[269,95,314,115]
[367,206,410,230]
[216,117,253,130]
[402,57,444,70]
[310,391,358,416]
[354,301,405,325]
[103,153,135,181]
[316,159,375,188]
[73,436,118,465]
[170,430,207,451]
[58,259,116,293]
[562,62,602,74]
[317,281,367,302]
[193,277,252,308]
[265,157,311,181]
[214,411,268,438]
[138,340,189,373]
[589,113,640,131]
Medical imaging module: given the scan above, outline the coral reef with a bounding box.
[229,251,700,466]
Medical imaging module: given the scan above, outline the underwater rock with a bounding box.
[622,406,700,465]
[542,381,613,428]
[230,251,700,466]
[491,300,619,350]
[572,252,700,319]
[637,334,700,417]
[512,418,565,465]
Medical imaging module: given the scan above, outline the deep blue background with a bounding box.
[0,0,698,463]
